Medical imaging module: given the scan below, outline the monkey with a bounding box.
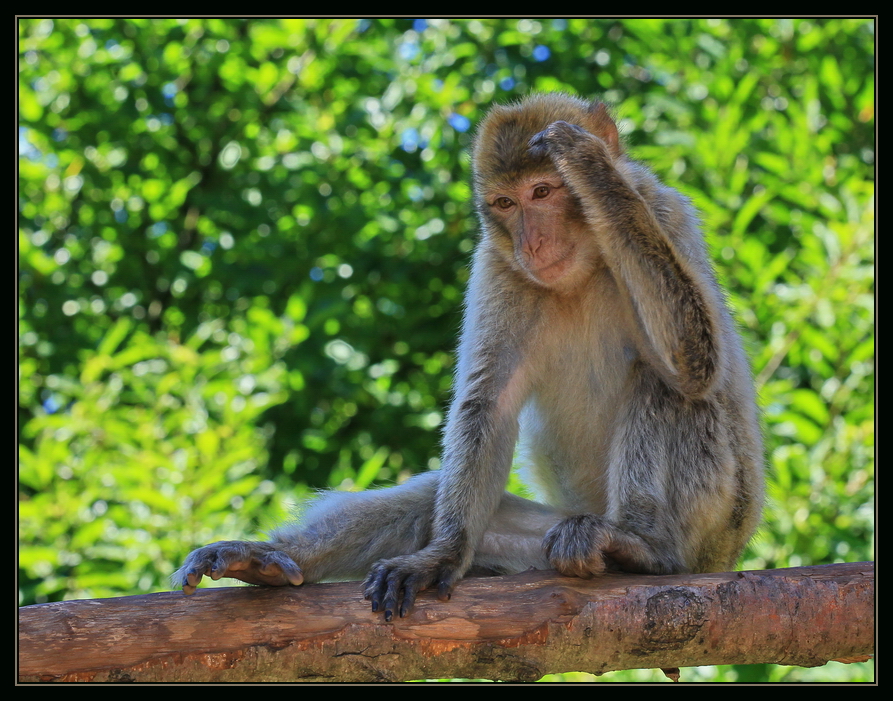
[174,93,763,622]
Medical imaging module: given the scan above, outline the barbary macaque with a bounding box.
[174,93,763,622]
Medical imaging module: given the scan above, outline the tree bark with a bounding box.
[18,562,874,682]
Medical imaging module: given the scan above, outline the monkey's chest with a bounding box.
[516,391,616,513]
[515,321,638,510]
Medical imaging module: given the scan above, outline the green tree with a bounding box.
[19,18,873,682]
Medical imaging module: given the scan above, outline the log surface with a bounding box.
[18,562,874,682]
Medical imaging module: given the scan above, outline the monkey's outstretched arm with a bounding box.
[529,121,723,399]
[362,413,517,619]
[363,259,535,620]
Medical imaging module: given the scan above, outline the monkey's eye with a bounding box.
[532,185,551,199]
[494,197,514,210]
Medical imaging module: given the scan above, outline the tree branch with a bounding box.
[18,562,874,682]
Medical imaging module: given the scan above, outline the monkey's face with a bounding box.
[480,173,597,289]
[472,94,619,290]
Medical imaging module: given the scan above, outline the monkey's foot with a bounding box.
[363,550,462,621]
[543,514,614,578]
[172,540,304,594]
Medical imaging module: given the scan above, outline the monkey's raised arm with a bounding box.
[528,117,724,400]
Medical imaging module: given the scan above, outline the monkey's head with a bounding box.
[472,93,620,188]
[471,94,621,290]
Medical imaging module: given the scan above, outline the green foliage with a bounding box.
[19,314,296,603]
[19,18,873,682]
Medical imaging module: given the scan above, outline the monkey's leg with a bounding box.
[472,491,558,574]
[174,473,558,596]
[542,431,686,578]
[544,372,742,578]
[173,471,441,594]
[544,514,685,578]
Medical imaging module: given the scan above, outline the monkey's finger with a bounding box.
[528,131,545,147]
[179,563,214,594]
[259,553,304,586]
[436,581,452,602]
[527,130,549,157]
[381,572,406,622]
[182,573,200,595]
[363,567,388,612]
[528,122,567,150]
[436,570,459,602]
[398,573,431,617]
[397,585,417,618]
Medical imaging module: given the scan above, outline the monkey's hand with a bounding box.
[528,121,621,206]
[363,547,463,621]
[172,540,304,595]
[527,120,611,168]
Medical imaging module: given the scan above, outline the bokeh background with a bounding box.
[18,18,874,682]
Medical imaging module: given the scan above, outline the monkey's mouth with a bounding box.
[527,249,576,285]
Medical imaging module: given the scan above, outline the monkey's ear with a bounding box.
[589,102,622,156]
